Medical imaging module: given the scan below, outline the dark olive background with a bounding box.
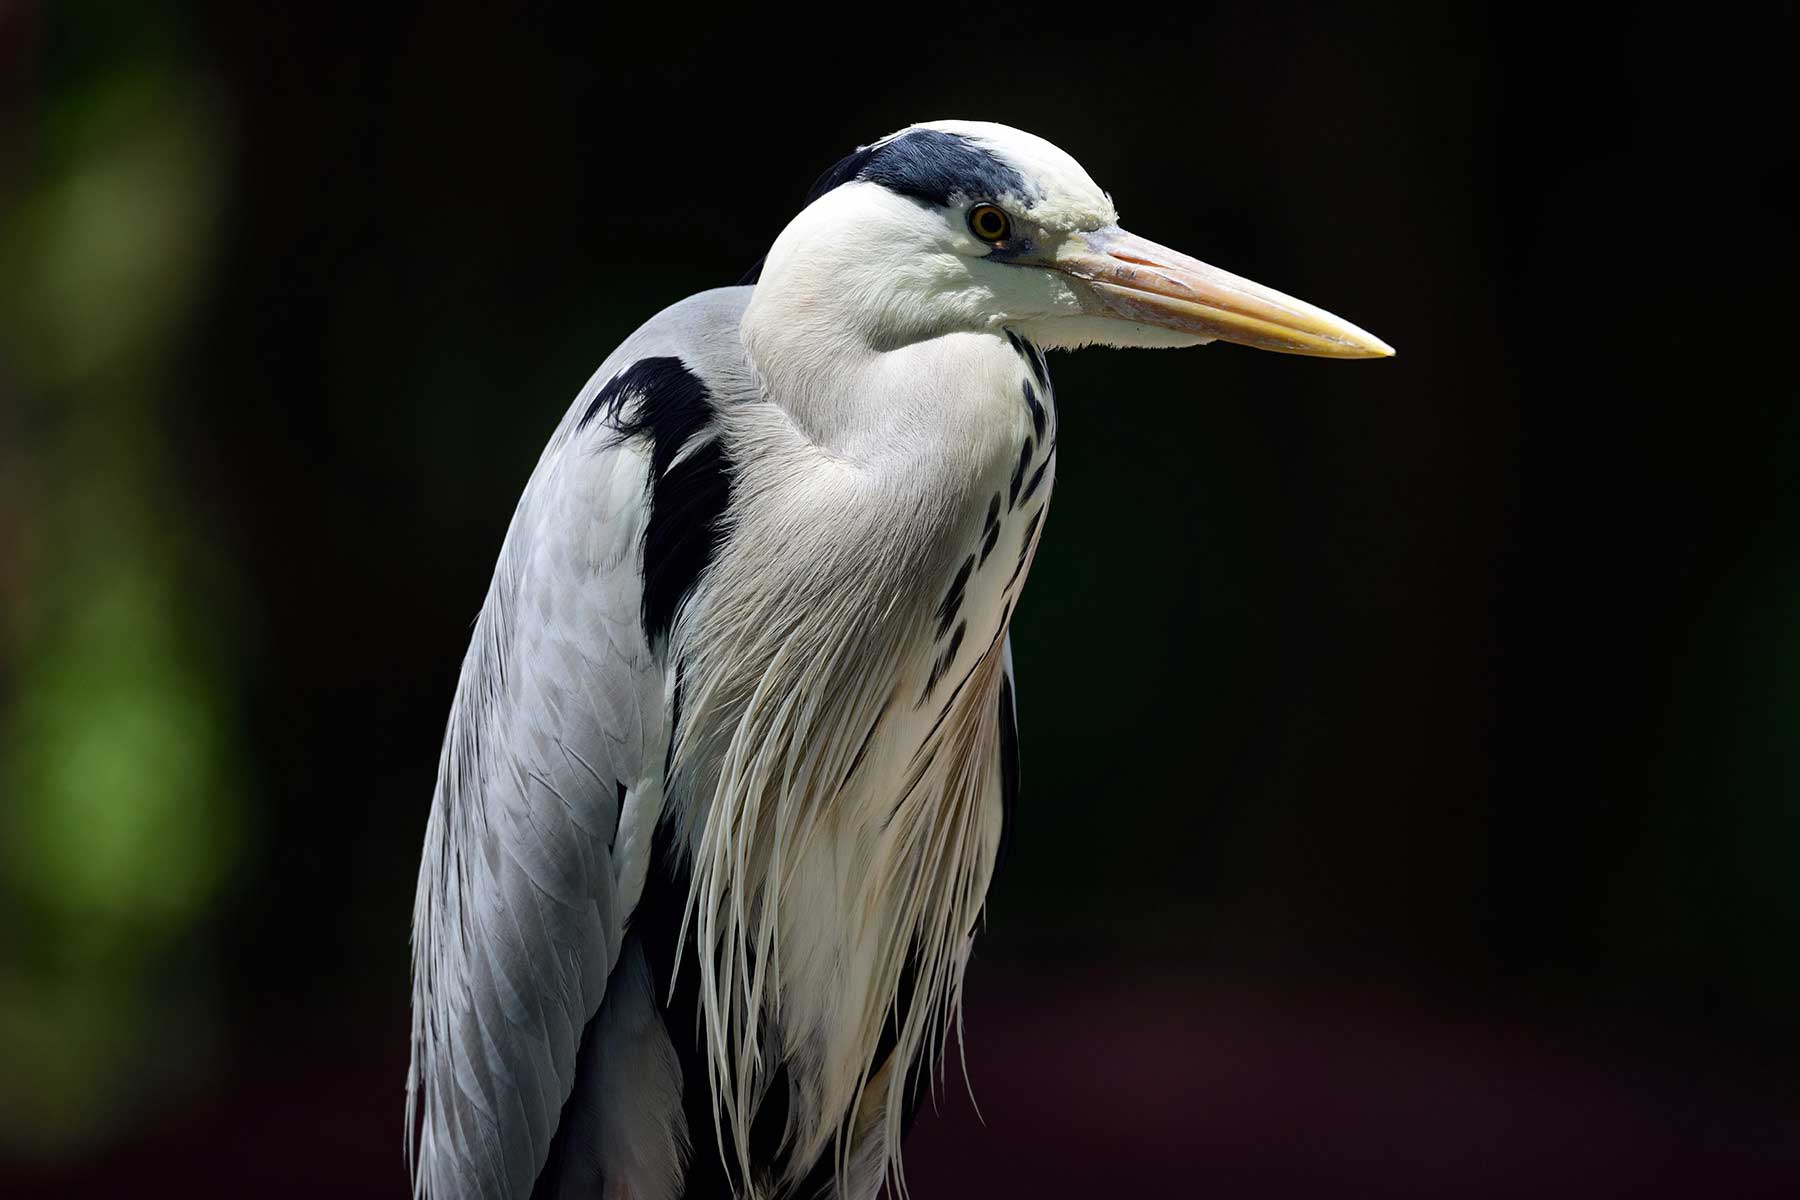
[2,2,1796,1196]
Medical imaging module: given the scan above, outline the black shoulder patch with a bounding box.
[579,357,685,434]
[806,128,1032,208]
[585,357,734,646]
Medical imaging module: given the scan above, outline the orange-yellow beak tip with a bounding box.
[1061,229,1396,361]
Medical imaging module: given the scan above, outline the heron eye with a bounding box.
[967,204,1010,244]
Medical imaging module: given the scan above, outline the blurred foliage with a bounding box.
[0,25,240,1149]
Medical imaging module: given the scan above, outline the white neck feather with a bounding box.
[662,292,1027,1195]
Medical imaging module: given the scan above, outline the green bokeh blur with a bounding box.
[1,35,240,1144]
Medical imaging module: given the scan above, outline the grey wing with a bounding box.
[408,402,668,1200]
[408,287,754,1200]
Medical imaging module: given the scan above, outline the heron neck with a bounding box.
[739,299,1020,492]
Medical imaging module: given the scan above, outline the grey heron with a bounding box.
[408,119,1391,1200]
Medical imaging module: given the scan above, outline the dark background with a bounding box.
[3,2,1796,1196]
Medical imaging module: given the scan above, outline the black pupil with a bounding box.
[976,207,1004,238]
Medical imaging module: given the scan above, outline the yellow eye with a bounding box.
[967,203,1010,244]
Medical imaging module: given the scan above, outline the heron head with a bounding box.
[749,120,1392,359]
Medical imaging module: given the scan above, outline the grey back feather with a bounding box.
[409,289,756,1199]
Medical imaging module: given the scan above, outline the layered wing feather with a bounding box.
[412,286,756,1194]
[409,287,757,1200]
[409,414,666,1199]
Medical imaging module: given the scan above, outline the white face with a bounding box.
[752,120,1394,360]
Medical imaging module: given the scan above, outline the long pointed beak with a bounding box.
[1055,228,1394,359]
